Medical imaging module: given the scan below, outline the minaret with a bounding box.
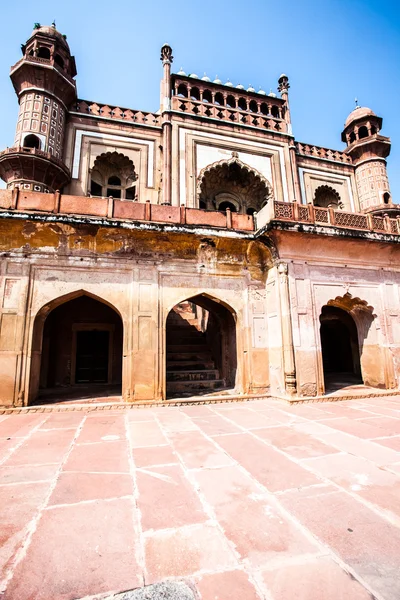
[0,23,77,193]
[342,105,391,211]
[160,43,173,205]
[278,73,301,202]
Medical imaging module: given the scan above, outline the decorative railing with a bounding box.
[0,189,254,232]
[171,75,287,132]
[171,96,286,131]
[295,142,352,164]
[73,100,161,127]
[0,146,70,173]
[10,55,76,85]
[263,201,400,235]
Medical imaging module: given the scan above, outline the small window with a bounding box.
[202,89,212,103]
[108,176,121,186]
[107,188,121,198]
[177,84,188,98]
[90,181,102,196]
[260,103,269,116]
[37,47,51,60]
[383,192,391,205]
[226,95,236,108]
[349,131,356,144]
[23,134,41,149]
[358,126,369,139]
[219,201,237,212]
[190,87,200,101]
[214,92,224,106]
[271,105,280,119]
[238,97,247,111]
[125,186,136,200]
[249,100,258,113]
[54,54,64,68]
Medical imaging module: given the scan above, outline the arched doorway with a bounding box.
[165,295,237,398]
[29,293,123,403]
[320,305,362,391]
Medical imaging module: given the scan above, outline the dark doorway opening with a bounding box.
[320,305,362,392]
[166,296,237,399]
[75,330,109,383]
[31,294,123,403]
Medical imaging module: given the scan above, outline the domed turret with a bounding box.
[0,23,77,193]
[342,104,391,211]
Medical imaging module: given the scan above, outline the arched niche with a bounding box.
[197,154,273,214]
[89,151,137,200]
[313,185,343,209]
[319,293,384,391]
[165,294,237,399]
[29,291,123,404]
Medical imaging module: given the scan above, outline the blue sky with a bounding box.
[0,0,399,199]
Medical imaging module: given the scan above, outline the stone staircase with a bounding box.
[166,302,225,398]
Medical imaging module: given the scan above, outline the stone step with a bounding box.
[166,360,215,370]
[167,351,214,362]
[167,379,226,394]
[166,369,220,382]
[166,336,205,344]
[167,344,210,353]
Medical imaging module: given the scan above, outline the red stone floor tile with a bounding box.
[38,413,85,430]
[215,433,319,492]
[3,428,77,466]
[280,485,400,600]
[301,452,381,482]
[0,437,23,462]
[253,427,338,459]
[132,444,178,468]
[136,464,206,531]
[374,435,400,451]
[260,556,374,600]
[317,417,387,439]
[77,415,126,443]
[126,409,156,422]
[194,466,318,568]
[180,405,214,418]
[170,430,234,469]
[0,482,50,581]
[48,471,133,505]
[0,463,59,484]
[0,414,46,438]
[144,523,237,583]
[3,498,142,600]
[63,440,130,473]
[255,407,308,424]
[211,407,280,430]
[315,431,400,464]
[128,420,168,447]
[196,570,262,600]
[155,411,198,432]
[357,416,400,435]
[191,414,241,436]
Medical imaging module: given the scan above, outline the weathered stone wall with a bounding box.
[0,218,271,406]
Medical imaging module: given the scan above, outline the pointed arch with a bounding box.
[29,290,124,404]
[165,293,237,399]
[197,154,274,214]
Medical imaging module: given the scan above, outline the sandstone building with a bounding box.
[0,24,399,407]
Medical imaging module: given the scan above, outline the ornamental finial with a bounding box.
[277,73,290,94]
[160,43,173,64]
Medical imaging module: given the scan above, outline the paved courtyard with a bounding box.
[1,397,400,600]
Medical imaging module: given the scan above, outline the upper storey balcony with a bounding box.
[170,74,288,133]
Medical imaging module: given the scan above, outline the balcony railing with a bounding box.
[295,142,352,164]
[0,146,70,173]
[256,200,400,235]
[72,100,161,127]
[0,189,254,232]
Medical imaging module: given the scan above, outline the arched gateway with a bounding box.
[166,295,237,398]
[29,292,123,403]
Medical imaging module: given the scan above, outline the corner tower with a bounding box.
[342,106,391,211]
[0,23,77,193]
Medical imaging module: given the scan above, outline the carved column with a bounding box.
[277,262,297,395]
[160,44,173,205]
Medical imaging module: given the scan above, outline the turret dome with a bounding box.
[345,106,376,128]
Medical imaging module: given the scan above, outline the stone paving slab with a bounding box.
[1,396,400,599]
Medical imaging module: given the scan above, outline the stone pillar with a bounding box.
[160,44,173,206]
[277,262,297,395]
